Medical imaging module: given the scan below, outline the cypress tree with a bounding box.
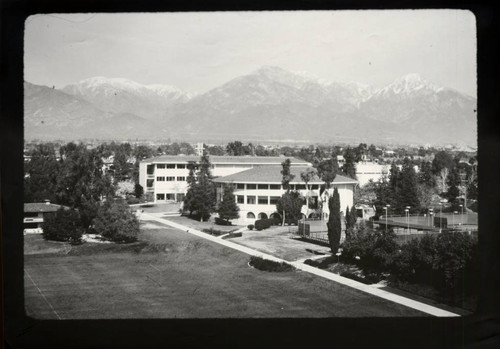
[327,187,342,253]
[218,184,240,223]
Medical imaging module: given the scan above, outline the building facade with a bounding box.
[24,202,67,234]
[138,155,310,203]
[214,165,358,225]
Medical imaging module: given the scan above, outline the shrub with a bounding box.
[255,218,274,231]
[249,256,295,272]
[215,217,232,226]
[223,232,242,240]
[93,200,139,243]
[42,208,84,244]
[202,228,227,236]
[247,224,254,230]
[126,196,140,205]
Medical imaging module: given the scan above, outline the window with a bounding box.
[157,164,165,169]
[247,196,256,204]
[146,179,154,187]
[156,193,165,200]
[157,176,165,181]
[177,164,186,169]
[166,177,175,181]
[296,184,306,190]
[258,184,268,190]
[311,184,319,190]
[166,164,175,169]
[247,212,255,219]
[237,196,244,204]
[258,196,269,205]
[177,176,186,181]
[247,184,256,190]
[270,196,280,205]
[237,184,245,189]
[147,164,155,174]
[270,184,281,190]
[166,193,175,200]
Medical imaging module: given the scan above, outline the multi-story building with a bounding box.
[138,155,310,203]
[213,166,357,225]
[139,155,358,224]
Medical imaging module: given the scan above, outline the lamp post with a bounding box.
[406,206,411,236]
[459,204,464,231]
[428,208,434,227]
[453,211,458,229]
[439,202,443,233]
[384,204,390,234]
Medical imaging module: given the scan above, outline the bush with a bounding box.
[93,200,139,243]
[247,224,254,230]
[202,228,227,236]
[249,256,295,272]
[255,218,274,231]
[215,217,232,226]
[223,232,242,240]
[42,208,84,244]
[126,196,140,205]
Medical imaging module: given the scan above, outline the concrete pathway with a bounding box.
[140,213,460,317]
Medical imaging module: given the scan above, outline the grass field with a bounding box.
[24,221,427,319]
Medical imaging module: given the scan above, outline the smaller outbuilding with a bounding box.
[24,201,68,234]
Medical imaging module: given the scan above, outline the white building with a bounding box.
[214,166,357,225]
[138,155,357,225]
[355,162,390,187]
[138,155,310,203]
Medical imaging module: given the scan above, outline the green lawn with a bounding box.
[24,223,427,319]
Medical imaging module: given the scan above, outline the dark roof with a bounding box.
[24,203,68,213]
[141,155,309,165]
[213,166,358,185]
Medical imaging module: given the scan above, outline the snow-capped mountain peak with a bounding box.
[376,73,443,96]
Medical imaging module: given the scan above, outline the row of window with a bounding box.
[156,164,186,169]
[156,193,186,201]
[156,176,186,182]
[231,183,314,190]
[236,195,283,205]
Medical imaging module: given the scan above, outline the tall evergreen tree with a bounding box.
[418,161,436,187]
[24,143,60,203]
[446,166,462,211]
[397,157,421,213]
[342,147,357,179]
[218,184,240,223]
[280,158,295,192]
[280,158,297,225]
[327,187,342,253]
[184,154,216,221]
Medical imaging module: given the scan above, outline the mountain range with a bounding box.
[24,66,477,146]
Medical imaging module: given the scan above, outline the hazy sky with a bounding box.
[24,10,476,97]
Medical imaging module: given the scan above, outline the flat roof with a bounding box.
[213,166,358,185]
[141,155,310,165]
[24,203,68,213]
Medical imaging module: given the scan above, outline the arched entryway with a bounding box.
[247,212,255,219]
[258,212,268,219]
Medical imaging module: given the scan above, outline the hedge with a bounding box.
[255,218,275,231]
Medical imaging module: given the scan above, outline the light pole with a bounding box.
[384,204,390,234]
[453,211,458,230]
[459,204,464,231]
[428,208,434,227]
[406,206,411,236]
[439,202,443,233]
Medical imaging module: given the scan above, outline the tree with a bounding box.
[327,187,342,253]
[446,166,461,211]
[116,180,135,198]
[354,143,368,162]
[280,159,296,224]
[42,208,83,244]
[342,147,357,179]
[276,191,303,225]
[93,200,139,243]
[134,183,144,199]
[300,168,317,219]
[218,184,240,223]
[24,143,60,203]
[432,151,455,175]
[226,141,246,156]
[316,158,338,188]
[395,158,420,213]
[183,154,216,221]
[418,161,435,187]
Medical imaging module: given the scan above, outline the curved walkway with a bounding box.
[140,212,460,317]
